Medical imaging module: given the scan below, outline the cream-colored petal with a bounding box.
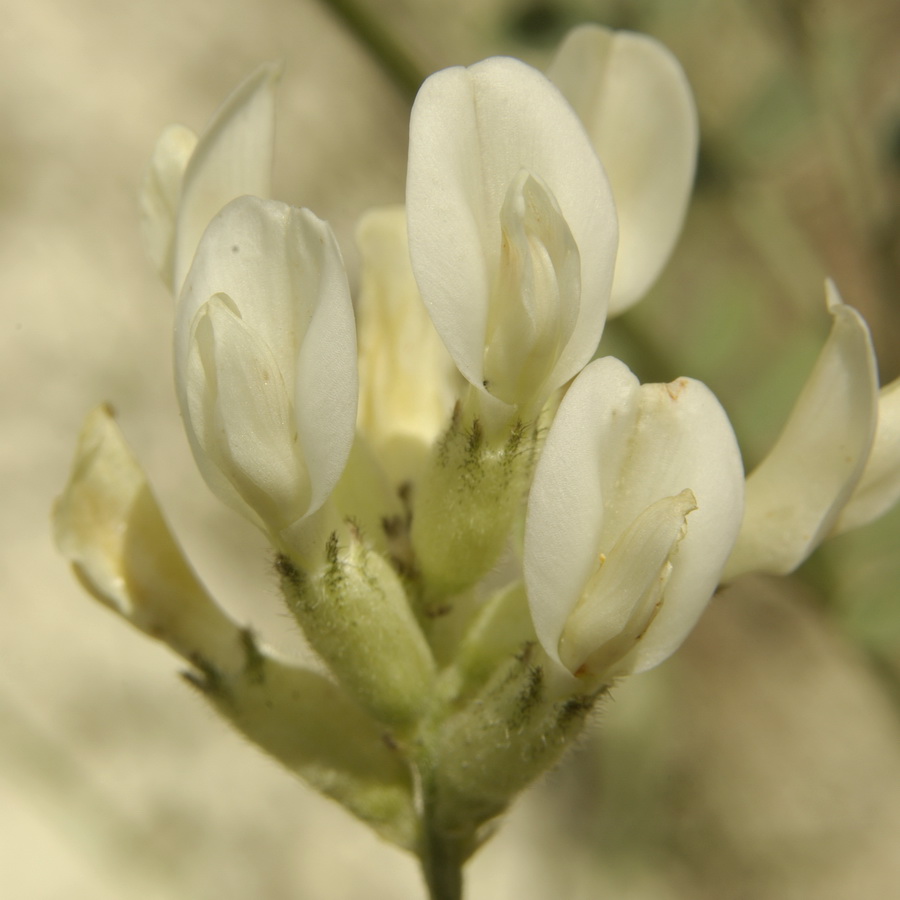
[407,56,617,398]
[139,124,198,285]
[548,25,697,314]
[53,406,245,670]
[355,206,458,485]
[172,63,280,293]
[832,375,900,534]
[725,283,878,578]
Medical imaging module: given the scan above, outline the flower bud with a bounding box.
[355,206,459,487]
[53,405,245,670]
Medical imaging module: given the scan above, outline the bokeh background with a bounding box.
[4,0,900,897]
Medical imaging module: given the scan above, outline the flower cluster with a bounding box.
[55,24,900,891]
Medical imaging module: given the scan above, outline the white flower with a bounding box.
[141,63,279,294]
[548,25,698,315]
[175,195,358,536]
[724,282,879,579]
[406,56,618,412]
[524,357,744,681]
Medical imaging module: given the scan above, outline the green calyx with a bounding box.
[410,405,535,603]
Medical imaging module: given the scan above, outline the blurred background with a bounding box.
[4,0,900,896]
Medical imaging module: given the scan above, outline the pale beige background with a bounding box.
[4,0,900,898]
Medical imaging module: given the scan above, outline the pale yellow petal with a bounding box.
[53,406,245,670]
[355,206,458,483]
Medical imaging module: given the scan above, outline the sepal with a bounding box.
[277,524,436,730]
[452,581,536,699]
[425,644,598,840]
[410,407,534,600]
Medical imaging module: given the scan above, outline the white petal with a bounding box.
[548,25,698,314]
[293,231,361,517]
[724,282,878,578]
[482,171,581,406]
[560,490,695,676]
[187,294,311,529]
[173,63,280,293]
[140,124,198,285]
[407,56,617,396]
[832,374,900,534]
[177,196,358,527]
[53,406,244,669]
[525,357,743,674]
[355,206,459,483]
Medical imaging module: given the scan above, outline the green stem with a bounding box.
[313,0,426,100]
[417,769,467,900]
[420,816,465,900]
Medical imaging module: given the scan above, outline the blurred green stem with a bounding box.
[314,0,425,100]
[418,768,466,900]
[421,827,464,900]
